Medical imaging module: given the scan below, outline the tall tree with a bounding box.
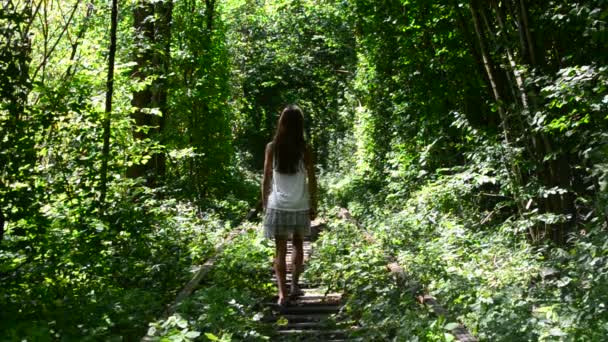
[128,0,173,186]
[465,0,582,243]
[152,0,173,180]
[99,0,119,210]
[165,0,235,199]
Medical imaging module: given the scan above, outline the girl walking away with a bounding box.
[262,104,318,306]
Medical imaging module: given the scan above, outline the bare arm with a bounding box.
[305,147,318,219]
[262,143,273,210]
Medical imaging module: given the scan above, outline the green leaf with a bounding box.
[176,318,188,329]
[444,322,460,330]
[185,331,201,339]
[276,317,289,326]
[205,332,219,341]
[549,328,567,337]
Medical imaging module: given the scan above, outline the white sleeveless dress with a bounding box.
[263,159,311,239]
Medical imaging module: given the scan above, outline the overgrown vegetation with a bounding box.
[324,158,608,340]
[1,0,606,340]
[145,226,275,341]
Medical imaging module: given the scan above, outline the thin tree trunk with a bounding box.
[99,0,118,211]
[453,2,491,93]
[128,0,173,186]
[452,1,498,129]
[489,0,574,244]
[491,0,528,110]
[205,0,215,32]
[478,3,519,106]
[469,0,505,120]
[41,0,48,84]
[518,0,536,66]
[507,0,529,66]
[32,0,81,82]
[0,208,4,243]
[64,2,94,79]
[469,0,526,215]
[518,0,574,244]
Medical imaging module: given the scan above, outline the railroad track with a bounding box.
[264,224,351,341]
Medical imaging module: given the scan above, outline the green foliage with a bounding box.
[167,0,237,199]
[315,1,608,336]
[145,227,274,341]
[0,0,40,241]
[1,0,607,340]
[224,0,356,170]
[328,152,608,340]
[1,190,239,340]
[540,65,608,206]
[305,215,459,341]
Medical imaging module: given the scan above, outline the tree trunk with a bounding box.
[472,0,576,245]
[128,0,155,181]
[469,0,527,215]
[491,0,528,110]
[469,0,506,121]
[517,0,575,244]
[205,0,215,32]
[0,208,4,243]
[64,3,95,79]
[99,0,118,211]
[517,0,537,67]
[452,2,499,130]
[127,0,172,186]
[150,0,173,181]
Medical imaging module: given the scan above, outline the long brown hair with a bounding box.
[273,105,306,174]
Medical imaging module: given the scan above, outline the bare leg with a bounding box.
[274,237,288,305]
[290,234,304,296]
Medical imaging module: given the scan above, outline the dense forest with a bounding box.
[1,0,607,340]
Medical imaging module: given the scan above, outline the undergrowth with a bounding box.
[319,153,608,341]
[304,216,457,341]
[145,226,275,341]
[0,183,250,341]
